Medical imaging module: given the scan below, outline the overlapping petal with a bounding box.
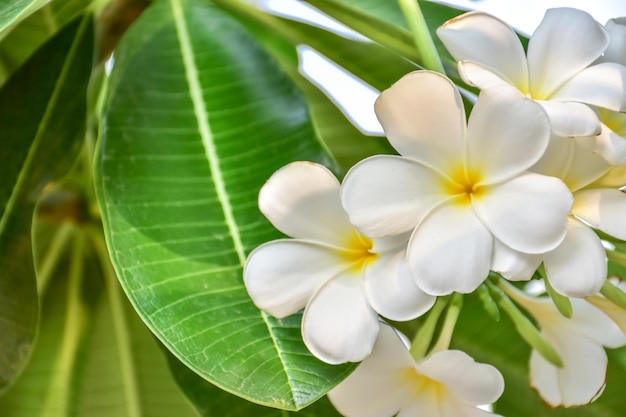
[552,62,626,111]
[374,71,466,171]
[258,161,353,245]
[328,325,416,417]
[601,17,626,65]
[466,85,550,184]
[417,350,504,405]
[574,188,626,240]
[341,155,450,237]
[472,173,572,254]
[302,276,379,364]
[457,60,515,90]
[328,325,503,417]
[436,11,528,91]
[543,217,607,297]
[578,119,626,166]
[364,249,436,321]
[409,199,492,295]
[244,240,342,317]
[527,8,608,99]
[536,101,601,137]
[491,239,542,281]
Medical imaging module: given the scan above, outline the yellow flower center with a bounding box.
[445,167,484,205]
[399,367,449,401]
[340,231,377,274]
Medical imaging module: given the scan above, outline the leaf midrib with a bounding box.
[169,0,300,408]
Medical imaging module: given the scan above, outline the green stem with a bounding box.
[431,293,462,352]
[607,249,626,269]
[36,221,75,294]
[491,280,563,368]
[41,231,86,415]
[599,279,626,310]
[538,265,572,318]
[409,296,448,361]
[397,0,445,73]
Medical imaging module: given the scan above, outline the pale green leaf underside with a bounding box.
[96,0,351,410]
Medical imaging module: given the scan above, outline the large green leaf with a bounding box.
[96,0,353,410]
[0,14,93,394]
[0,213,199,417]
[454,293,626,416]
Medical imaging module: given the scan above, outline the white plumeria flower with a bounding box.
[328,324,504,417]
[243,162,435,364]
[437,8,626,137]
[577,18,626,165]
[504,283,626,407]
[341,71,572,296]
[495,138,626,297]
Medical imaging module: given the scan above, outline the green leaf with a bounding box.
[0,14,93,394]
[304,0,419,62]
[166,347,342,417]
[0,0,92,85]
[214,0,400,169]
[454,294,626,417]
[0,216,199,417]
[95,0,353,410]
[0,0,49,37]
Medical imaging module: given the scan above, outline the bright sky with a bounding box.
[258,0,626,135]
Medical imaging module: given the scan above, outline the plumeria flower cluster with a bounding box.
[244,6,626,416]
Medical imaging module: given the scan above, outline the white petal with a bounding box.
[527,8,609,99]
[341,155,449,237]
[491,239,542,281]
[418,350,505,406]
[243,240,340,317]
[328,325,415,417]
[530,332,608,407]
[543,217,607,297]
[601,18,626,65]
[536,100,601,137]
[589,165,626,188]
[364,248,436,321]
[258,161,353,245]
[467,86,550,184]
[374,71,466,171]
[302,275,379,364]
[573,188,626,240]
[473,173,572,254]
[577,118,626,166]
[552,63,626,112]
[561,141,611,191]
[437,11,529,92]
[457,60,517,90]
[586,294,626,335]
[530,134,575,179]
[409,199,492,295]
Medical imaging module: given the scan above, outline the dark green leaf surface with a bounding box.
[0,15,92,394]
[96,0,352,410]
